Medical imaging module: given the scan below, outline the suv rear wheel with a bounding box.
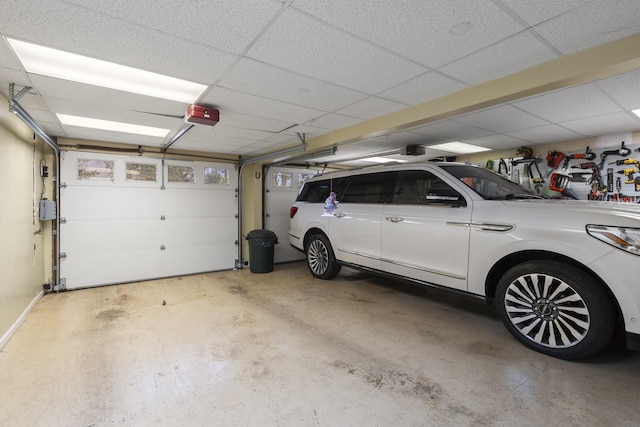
[496,260,615,360]
[305,234,341,279]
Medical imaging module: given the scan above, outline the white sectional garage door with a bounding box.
[265,167,317,263]
[59,151,238,290]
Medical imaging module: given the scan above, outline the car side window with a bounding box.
[296,177,348,203]
[341,172,396,204]
[393,170,465,206]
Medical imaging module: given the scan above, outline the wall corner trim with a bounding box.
[0,291,44,351]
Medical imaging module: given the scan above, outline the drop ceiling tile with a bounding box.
[201,87,325,125]
[304,113,363,130]
[24,108,57,124]
[220,58,368,112]
[409,120,494,141]
[30,75,189,119]
[292,0,524,68]
[1,0,236,85]
[534,0,640,54]
[220,111,294,134]
[506,124,584,144]
[457,134,529,151]
[378,72,468,106]
[559,112,640,136]
[335,97,407,120]
[63,0,281,54]
[596,70,640,110]
[439,32,558,85]
[40,122,64,136]
[61,127,166,147]
[191,124,275,142]
[513,84,623,122]
[456,105,550,133]
[500,0,591,26]
[246,8,427,93]
[45,97,184,131]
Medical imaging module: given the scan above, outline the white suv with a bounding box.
[289,162,640,360]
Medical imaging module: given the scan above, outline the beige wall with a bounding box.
[0,93,53,345]
[240,163,266,264]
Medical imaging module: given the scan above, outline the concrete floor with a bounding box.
[1,262,639,426]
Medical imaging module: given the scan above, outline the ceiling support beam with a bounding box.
[305,32,640,154]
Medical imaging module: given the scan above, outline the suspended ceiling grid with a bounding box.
[0,0,639,165]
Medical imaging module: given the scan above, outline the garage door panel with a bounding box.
[265,167,317,263]
[62,249,163,288]
[162,217,237,246]
[161,244,237,277]
[160,190,237,218]
[61,186,163,220]
[60,151,238,289]
[62,220,163,254]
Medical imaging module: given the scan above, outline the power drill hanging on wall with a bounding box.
[617,167,639,184]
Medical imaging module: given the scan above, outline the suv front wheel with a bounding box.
[496,260,615,360]
[305,234,341,280]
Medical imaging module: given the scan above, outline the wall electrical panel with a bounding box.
[39,199,56,221]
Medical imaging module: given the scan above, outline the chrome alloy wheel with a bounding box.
[503,273,590,349]
[307,239,329,276]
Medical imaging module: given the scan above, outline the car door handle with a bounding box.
[385,216,404,223]
[333,212,345,218]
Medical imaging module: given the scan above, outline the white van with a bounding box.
[289,162,640,360]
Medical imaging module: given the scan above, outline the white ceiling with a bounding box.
[1,0,640,166]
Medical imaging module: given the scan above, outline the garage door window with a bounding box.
[298,173,316,188]
[204,167,229,185]
[126,162,157,182]
[273,172,292,188]
[168,165,195,183]
[77,159,114,181]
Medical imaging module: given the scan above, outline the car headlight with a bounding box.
[587,225,640,256]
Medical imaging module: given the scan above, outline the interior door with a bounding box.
[381,170,470,291]
[264,167,317,263]
[59,151,237,289]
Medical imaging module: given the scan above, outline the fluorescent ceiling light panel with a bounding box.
[429,142,490,154]
[8,38,207,103]
[362,157,408,163]
[57,114,170,137]
[632,108,640,118]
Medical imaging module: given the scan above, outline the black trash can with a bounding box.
[246,229,278,273]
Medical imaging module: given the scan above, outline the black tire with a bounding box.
[305,234,341,280]
[495,260,615,360]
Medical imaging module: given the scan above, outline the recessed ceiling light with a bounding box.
[7,38,207,103]
[632,108,640,118]
[429,142,490,154]
[362,157,408,164]
[57,114,170,137]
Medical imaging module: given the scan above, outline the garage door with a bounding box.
[264,167,317,263]
[59,151,238,289]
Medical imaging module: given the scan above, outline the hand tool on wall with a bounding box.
[617,167,639,184]
[498,158,508,175]
[607,168,614,192]
[561,146,596,171]
[578,161,606,200]
[549,173,579,199]
[512,157,545,191]
[610,158,640,167]
[545,150,565,177]
[598,141,631,170]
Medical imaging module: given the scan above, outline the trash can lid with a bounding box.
[246,229,278,240]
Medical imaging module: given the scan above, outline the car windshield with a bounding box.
[441,164,543,200]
